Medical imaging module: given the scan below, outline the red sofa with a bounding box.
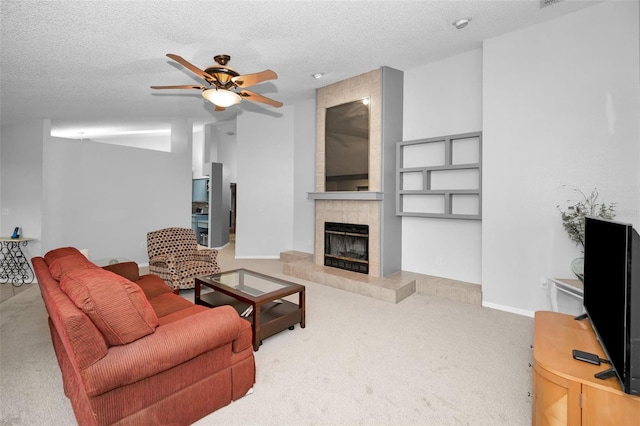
[32,247,255,425]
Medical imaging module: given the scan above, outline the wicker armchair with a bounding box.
[147,227,221,292]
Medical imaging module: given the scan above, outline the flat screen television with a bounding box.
[583,216,640,395]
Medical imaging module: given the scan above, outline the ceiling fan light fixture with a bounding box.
[202,88,242,107]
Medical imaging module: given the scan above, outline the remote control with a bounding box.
[572,349,601,365]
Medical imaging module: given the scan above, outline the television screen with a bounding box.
[583,216,640,395]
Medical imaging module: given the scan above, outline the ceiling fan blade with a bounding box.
[166,53,217,83]
[150,85,205,90]
[239,90,282,108]
[232,70,277,88]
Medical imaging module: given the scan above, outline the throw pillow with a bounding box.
[46,247,98,279]
[60,268,159,346]
[44,246,89,264]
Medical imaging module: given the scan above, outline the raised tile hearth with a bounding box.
[283,256,414,303]
[281,251,481,305]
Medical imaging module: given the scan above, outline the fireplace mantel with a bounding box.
[307,191,383,201]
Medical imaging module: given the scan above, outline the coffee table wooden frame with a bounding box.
[195,269,305,351]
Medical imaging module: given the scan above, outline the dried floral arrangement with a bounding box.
[557,186,616,250]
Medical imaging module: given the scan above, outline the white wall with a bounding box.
[192,128,205,177]
[216,122,238,183]
[401,48,483,284]
[203,121,237,181]
[235,106,295,258]
[292,98,316,253]
[0,121,47,260]
[482,1,640,315]
[1,119,192,264]
[219,97,314,256]
[42,133,192,263]
[88,133,171,152]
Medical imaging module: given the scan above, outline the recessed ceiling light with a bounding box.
[453,18,471,29]
[312,73,324,80]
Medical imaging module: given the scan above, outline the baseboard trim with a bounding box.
[234,255,280,260]
[482,301,534,318]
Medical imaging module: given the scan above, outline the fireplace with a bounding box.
[310,66,403,278]
[324,222,369,274]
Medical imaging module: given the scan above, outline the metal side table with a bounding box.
[0,237,35,286]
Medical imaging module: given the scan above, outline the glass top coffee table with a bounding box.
[195,269,305,351]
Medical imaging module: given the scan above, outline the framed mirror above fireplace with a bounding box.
[324,97,370,191]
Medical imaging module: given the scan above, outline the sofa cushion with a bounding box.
[157,304,209,326]
[60,268,159,346]
[45,247,98,280]
[147,292,196,318]
[136,274,173,300]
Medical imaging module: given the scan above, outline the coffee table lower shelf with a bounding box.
[197,291,303,351]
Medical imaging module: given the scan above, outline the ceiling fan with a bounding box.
[151,53,282,110]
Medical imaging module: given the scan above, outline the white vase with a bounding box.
[571,257,584,283]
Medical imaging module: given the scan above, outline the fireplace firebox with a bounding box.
[324,222,369,274]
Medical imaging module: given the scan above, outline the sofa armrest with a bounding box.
[81,305,244,396]
[233,318,253,353]
[101,261,140,282]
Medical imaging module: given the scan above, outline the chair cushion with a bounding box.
[177,260,220,280]
[60,268,159,346]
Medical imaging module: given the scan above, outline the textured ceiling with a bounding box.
[0,0,601,138]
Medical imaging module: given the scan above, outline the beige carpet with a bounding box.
[1,245,534,425]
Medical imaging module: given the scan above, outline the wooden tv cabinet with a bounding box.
[532,311,640,425]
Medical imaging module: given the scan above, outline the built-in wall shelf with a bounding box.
[308,191,384,201]
[396,132,482,219]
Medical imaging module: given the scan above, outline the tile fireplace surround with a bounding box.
[284,66,481,305]
[309,66,395,279]
[315,200,380,276]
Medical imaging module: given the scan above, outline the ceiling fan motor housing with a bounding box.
[205,66,238,86]
[204,55,238,86]
[214,54,231,65]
